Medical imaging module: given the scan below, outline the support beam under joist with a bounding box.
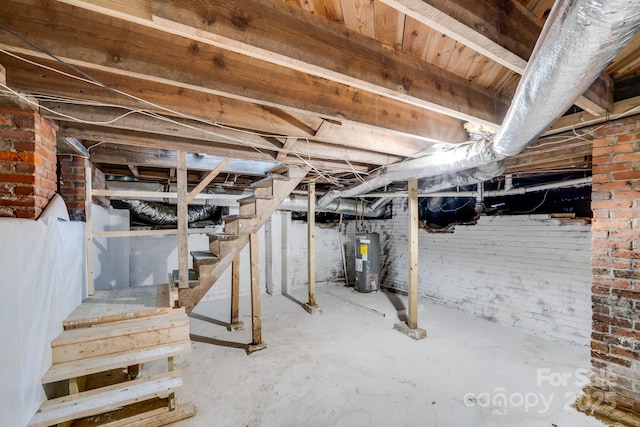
[227,253,244,332]
[394,179,426,340]
[186,158,231,203]
[247,232,267,353]
[176,151,189,289]
[303,181,321,314]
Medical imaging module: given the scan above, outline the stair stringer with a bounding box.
[178,165,309,314]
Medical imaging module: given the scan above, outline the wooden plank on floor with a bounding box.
[27,371,183,427]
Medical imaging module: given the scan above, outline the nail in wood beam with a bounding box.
[247,232,267,353]
[186,157,231,203]
[227,253,245,332]
[303,181,322,314]
[393,179,426,339]
[177,151,189,289]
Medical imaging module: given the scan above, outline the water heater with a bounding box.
[354,232,380,293]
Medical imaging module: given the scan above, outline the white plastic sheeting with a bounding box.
[0,216,85,427]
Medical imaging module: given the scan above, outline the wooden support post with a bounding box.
[167,356,175,411]
[177,151,189,290]
[85,167,94,296]
[227,253,244,331]
[394,179,426,339]
[247,232,266,353]
[303,181,322,314]
[408,178,419,329]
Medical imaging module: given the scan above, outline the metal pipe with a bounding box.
[361,177,592,199]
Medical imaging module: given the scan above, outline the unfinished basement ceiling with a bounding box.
[0,0,639,194]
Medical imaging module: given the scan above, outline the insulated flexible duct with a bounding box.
[280,194,391,217]
[119,200,222,225]
[318,0,640,208]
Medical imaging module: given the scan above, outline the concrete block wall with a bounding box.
[0,106,57,219]
[590,115,640,416]
[346,199,593,345]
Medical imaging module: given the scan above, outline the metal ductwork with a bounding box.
[419,161,506,194]
[117,200,222,225]
[279,194,391,217]
[318,0,640,209]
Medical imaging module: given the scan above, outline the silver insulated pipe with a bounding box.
[318,0,640,209]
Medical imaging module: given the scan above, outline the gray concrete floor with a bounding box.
[170,283,605,427]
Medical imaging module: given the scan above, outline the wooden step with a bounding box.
[206,232,240,241]
[191,250,218,277]
[238,195,274,204]
[223,214,256,221]
[72,399,195,427]
[28,370,183,427]
[43,341,191,384]
[51,311,190,364]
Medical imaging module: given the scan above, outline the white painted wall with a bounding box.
[346,199,593,345]
[286,216,346,291]
[0,217,85,427]
[92,205,129,290]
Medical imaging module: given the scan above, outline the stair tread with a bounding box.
[190,250,219,265]
[206,232,240,241]
[238,195,274,204]
[251,174,290,188]
[171,269,199,284]
[28,371,183,427]
[266,164,290,175]
[43,341,191,384]
[52,311,188,347]
[223,214,256,220]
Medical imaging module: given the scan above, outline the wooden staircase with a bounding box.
[175,165,309,314]
[29,285,194,427]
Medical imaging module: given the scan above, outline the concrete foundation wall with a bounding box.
[345,200,593,345]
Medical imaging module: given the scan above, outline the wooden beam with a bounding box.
[176,151,189,289]
[186,158,231,203]
[249,232,262,345]
[92,188,242,202]
[12,0,508,125]
[407,178,419,330]
[64,126,370,172]
[0,63,5,85]
[93,228,214,238]
[128,164,140,178]
[57,136,90,157]
[85,166,94,296]
[2,52,467,147]
[545,95,640,136]
[307,181,316,307]
[230,253,240,326]
[380,0,613,115]
[276,138,297,162]
[41,102,438,161]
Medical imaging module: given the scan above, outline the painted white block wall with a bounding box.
[345,199,592,345]
[286,216,345,291]
[0,218,85,427]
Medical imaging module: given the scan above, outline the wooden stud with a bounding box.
[167,356,175,411]
[249,232,261,345]
[230,253,240,325]
[407,178,419,330]
[186,158,231,203]
[307,181,316,307]
[128,164,140,178]
[176,151,189,290]
[85,166,94,296]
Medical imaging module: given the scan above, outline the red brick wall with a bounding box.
[58,155,106,221]
[0,106,57,219]
[591,115,640,416]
